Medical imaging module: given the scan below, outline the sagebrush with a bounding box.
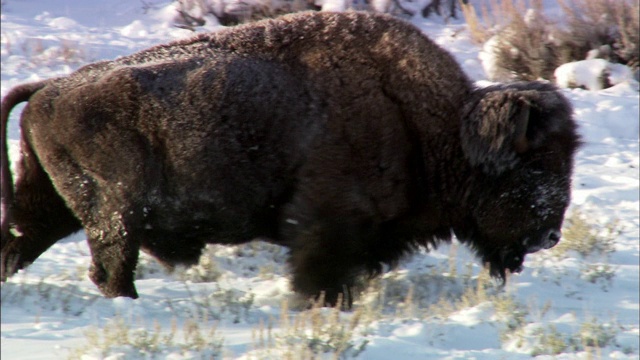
[463,0,639,82]
[172,0,468,27]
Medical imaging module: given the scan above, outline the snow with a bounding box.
[317,0,348,12]
[555,59,636,91]
[1,1,638,359]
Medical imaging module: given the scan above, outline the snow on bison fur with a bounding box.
[1,11,580,307]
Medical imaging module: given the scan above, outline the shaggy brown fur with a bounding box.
[0,11,580,307]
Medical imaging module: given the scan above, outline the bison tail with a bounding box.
[1,80,48,247]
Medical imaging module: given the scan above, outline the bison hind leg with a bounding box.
[1,139,82,281]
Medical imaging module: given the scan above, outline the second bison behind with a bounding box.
[0,11,580,306]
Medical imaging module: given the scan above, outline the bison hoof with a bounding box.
[1,249,21,282]
[89,264,139,299]
[309,288,353,310]
[101,286,139,299]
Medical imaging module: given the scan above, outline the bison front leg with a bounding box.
[1,232,75,282]
[85,219,140,299]
[290,252,355,308]
[287,219,375,309]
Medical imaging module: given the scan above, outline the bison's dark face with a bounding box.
[458,82,581,280]
[467,160,573,279]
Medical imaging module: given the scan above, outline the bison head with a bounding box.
[458,82,581,280]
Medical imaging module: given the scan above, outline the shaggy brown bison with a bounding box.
[1,11,580,307]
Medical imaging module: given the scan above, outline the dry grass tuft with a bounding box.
[251,295,373,359]
[68,315,223,359]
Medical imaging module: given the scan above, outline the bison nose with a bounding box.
[543,229,561,249]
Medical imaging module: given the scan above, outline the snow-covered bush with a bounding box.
[172,0,468,27]
[173,0,320,27]
[554,59,635,91]
[464,0,639,87]
[556,0,639,74]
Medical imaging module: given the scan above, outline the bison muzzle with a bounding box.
[0,11,580,307]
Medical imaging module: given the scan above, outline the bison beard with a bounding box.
[0,11,580,308]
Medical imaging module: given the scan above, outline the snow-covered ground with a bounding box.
[1,1,638,359]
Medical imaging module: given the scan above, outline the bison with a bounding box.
[1,11,580,307]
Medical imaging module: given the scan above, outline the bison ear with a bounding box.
[461,89,532,175]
